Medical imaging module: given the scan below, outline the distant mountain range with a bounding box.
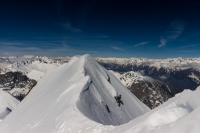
[0,56,200,109]
[97,57,200,89]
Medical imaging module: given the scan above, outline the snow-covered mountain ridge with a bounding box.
[2,56,62,74]
[0,56,70,74]
[96,57,200,70]
[0,55,149,133]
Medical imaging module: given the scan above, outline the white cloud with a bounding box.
[111,46,125,51]
[23,55,35,58]
[158,20,185,47]
[63,22,82,33]
[135,42,149,47]
[158,39,167,47]
[178,44,198,49]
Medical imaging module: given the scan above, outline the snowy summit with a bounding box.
[0,55,149,133]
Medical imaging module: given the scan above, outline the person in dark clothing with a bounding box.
[105,104,110,113]
[114,94,122,107]
[107,77,111,83]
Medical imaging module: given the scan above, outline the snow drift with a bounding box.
[0,55,149,133]
[0,91,19,121]
[109,86,200,133]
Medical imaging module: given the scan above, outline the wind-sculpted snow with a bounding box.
[77,56,149,125]
[0,55,149,133]
[109,86,200,133]
[0,91,19,121]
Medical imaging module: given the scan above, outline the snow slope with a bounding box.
[0,55,149,133]
[110,86,200,133]
[111,87,200,133]
[0,91,19,121]
[27,70,44,81]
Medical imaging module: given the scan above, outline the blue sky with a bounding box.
[0,0,200,58]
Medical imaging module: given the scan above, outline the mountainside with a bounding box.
[0,91,20,121]
[0,55,149,133]
[0,72,36,101]
[97,57,200,90]
[111,71,180,109]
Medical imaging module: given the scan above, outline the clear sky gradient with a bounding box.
[0,0,200,58]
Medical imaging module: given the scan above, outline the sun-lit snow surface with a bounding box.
[27,70,44,81]
[108,86,200,133]
[0,91,19,121]
[0,55,149,133]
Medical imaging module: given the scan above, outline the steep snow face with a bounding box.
[77,56,149,125]
[0,91,19,121]
[0,55,149,133]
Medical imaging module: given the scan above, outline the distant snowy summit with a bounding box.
[96,57,200,70]
[0,56,68,74]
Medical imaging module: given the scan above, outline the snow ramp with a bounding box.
[0,55,149,133]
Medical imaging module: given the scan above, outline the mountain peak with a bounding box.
[0,55,149,133]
